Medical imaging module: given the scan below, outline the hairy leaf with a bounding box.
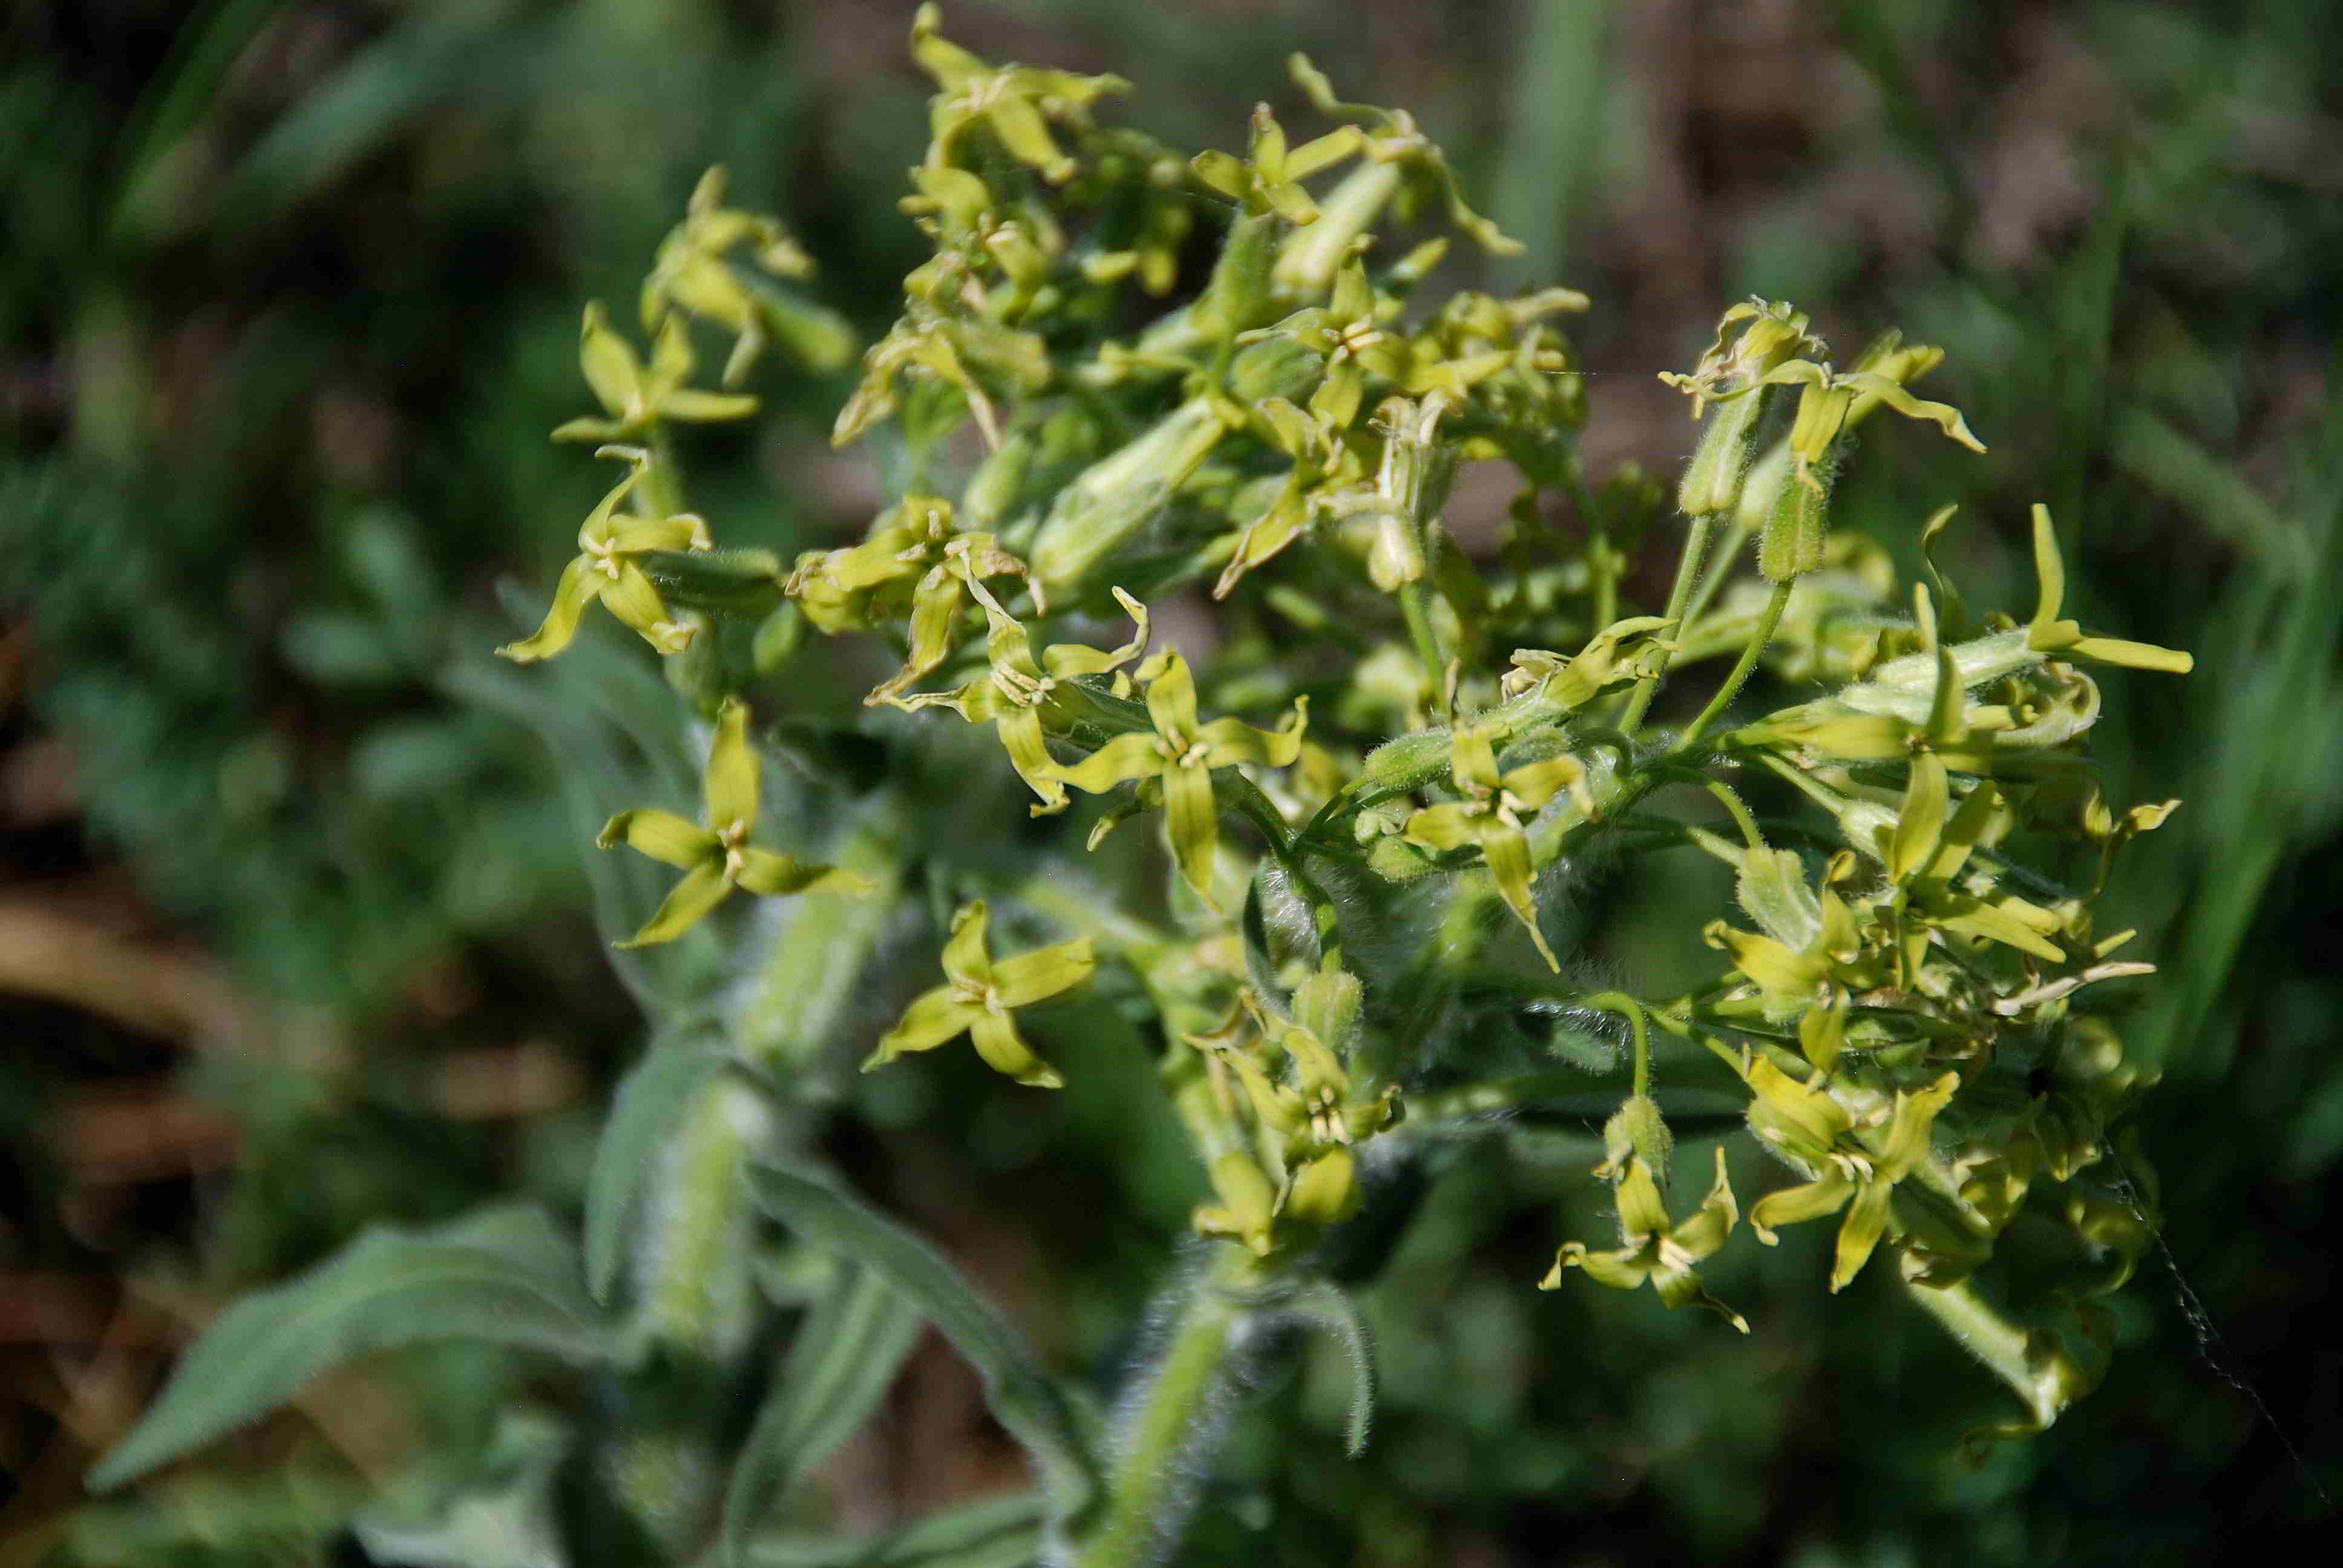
[743,1163,1099,1518]
[89,1206,611,1492]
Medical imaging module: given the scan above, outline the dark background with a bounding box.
[2,1,2338,1562]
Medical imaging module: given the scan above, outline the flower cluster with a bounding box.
[489,7,2193,1464]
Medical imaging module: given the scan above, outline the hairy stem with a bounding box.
[1676,577,1794,750]
[1073,1250,1254,1568]
[1619,511,1714,734]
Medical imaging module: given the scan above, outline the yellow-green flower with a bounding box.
[497,449,710,662]
[785,495,1034,704]
[597,699,871,948]
[1541,1149,1747,1331]
[1253,258,1409,433]
[909,4,1127,185]
[551,302,758,445]
[1056,650,1308,906]
[640,166,850,384]
[1190,102,1361,225]
[1743,1056,1959,1292]
[895,576,1149,815]
[1402,724,1590,972]
[863,901,1095,1088]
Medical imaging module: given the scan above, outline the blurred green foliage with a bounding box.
[2,1,2336,1563]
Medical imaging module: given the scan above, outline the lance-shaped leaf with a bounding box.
[897,577,1149,815]
[597,697,871,947]
[497,448,712,662]
[2027,505,2195,673]
[863,901,1095,1088]
[552,301,758,443]
[1055,650,1309,907]
[1539,1149,1748,1331]
[88,1206,611,1492]
[1403,725,1589,971]
[1748,1069,1959,1292]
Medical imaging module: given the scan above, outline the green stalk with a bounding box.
[1675,577,1793,751]
[1074,1250,1254,1568]
[1398,580,1447,703]
[1618,512,1715,734]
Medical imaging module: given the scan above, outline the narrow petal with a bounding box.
[615,861,732,949]
[1196,697,1308,769]
[969,1012,1064,1088]
[1481,824,1560,972]
[1748,1172,1853,1245]
[734,849,873,897]
[1142,650,1201,742]
[867,988,982,1067]
[1055,732,1166,794]
[1830,1181,1895,1291]
[941,901,995,990]
[604,516,709,555]
[496,555,597,663]
[597,808,716,868]
[660,389,761,423]
[1402,802,1483,854]
[1161,760,1221,902]
[702,697,759,832]
[1547,1242,1654,1293]
[649,316,695,397]
[599,563,690,652]
[1611,1160,1672,1239]
[996,710,1069,814]
[992,938,1096,1008]
[578,303,642,417]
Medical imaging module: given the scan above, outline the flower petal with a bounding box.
[703,697,759,832]
[496,555,597,663]
[941,901,995,990]
[615,861,732,949]
[1142,649,1202,742]
[866,987,981,1067]
[991,937,1096,1008]
[1161,760,1221,903]
[733,849,873,898]
[1055,731,1165,794]
[578,302,643,417]
[597,808,716,868]
[969,1011,1064,1088]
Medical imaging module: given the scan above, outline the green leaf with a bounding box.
[586,1038,731,1302]
[734,1491,1045,1567]
[1287,1282,1376,1457]
[720,1264,925,1565]
[349,1410,570,1568]
[89,1206,611,1492]
[743,1163,1100,1518]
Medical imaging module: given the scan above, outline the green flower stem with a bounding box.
[1074,1248,1256,1568]
[1676,515,1756,632]
[644,420,687,516]
[1619,511,1715,734]
[1898,1275,2062,1432]
[1582,992,1653,1097]
[1398,579,1447,702]
[1676,577,1794,751]
[1408,1068,1594,1120]
[1570,469,1620,632]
